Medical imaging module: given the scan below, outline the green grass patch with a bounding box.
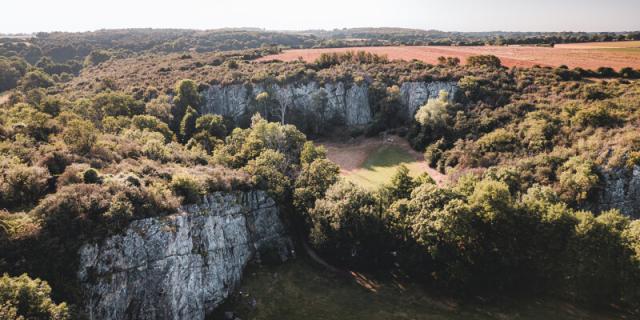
[212,259,624,320]
[344,145,424,190]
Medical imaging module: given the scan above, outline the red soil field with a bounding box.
[258,45,640,70]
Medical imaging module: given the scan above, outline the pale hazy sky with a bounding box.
[2,0,639,33]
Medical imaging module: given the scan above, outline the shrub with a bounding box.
[62,119,98,154]
[19,70,55,90]
[82,168,100,184]
[476,128,517,152]
[467,55,502,68]
[557,156,599,205]
[0,273,69,320]
[83,50,111,67]
[0,159,51,209]
[170,173,204,204]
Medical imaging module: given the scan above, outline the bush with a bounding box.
[557,156,599,205]
[19,70,55,90]
[476,128,517,152]
[170,174,204,204]
[467,55,502,68]
[0,159,51,209]
[0,273,69,320]
[62,119,98,154]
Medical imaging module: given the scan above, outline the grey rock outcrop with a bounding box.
[595,165,640,218]
[400,82,459,118]
[200,81,457,128]
[78,191,292,320]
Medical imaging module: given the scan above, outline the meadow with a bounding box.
[213,259,628,320]
[321,136,445,190]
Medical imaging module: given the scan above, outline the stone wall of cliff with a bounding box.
[200,81,458,128]
[595,165,640,218]
[77,191,292,320]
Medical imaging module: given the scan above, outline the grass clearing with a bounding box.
[212,259,626,320]
[345,145,424,190]
[321,136,446,190]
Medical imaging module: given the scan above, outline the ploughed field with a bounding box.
[258,41,640,70]
[320,136,445,189]
[212,259,627,320]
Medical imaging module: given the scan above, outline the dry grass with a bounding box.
[556,41,640,49]
[258,45,640,70]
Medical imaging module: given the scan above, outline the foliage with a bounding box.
[61,119,98,154]
[0,273,69,320]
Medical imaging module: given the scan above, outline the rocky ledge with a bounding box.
[78,191,293,320]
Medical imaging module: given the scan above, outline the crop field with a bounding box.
[258,42,640,70]
[213,259,627,320]
[321,136,445,189]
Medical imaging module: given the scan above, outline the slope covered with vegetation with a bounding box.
[1,29,640,318]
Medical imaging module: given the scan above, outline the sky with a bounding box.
[2,0,639,33]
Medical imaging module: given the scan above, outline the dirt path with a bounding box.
[319,135,448,186]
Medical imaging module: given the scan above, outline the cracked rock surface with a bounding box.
[200,81,457,127]
[78,191,292,320]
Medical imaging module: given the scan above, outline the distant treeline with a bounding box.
[2,28,639,65]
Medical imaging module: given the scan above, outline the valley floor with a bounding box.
[212,259,630,320]
[320,135,447,189]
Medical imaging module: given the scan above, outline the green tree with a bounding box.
[195,114,226,139]
[0,273,69,320]
[244,149,290,202]
[172,79,201,130]
[415,90,450,128]
[382,165,418,203]
[293,158,340,216]
[299,141,327,165]
[179,106,199,143]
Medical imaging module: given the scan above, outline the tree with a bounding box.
[382,165,418,203]
[62,119,98,154]
[293,158,340,216]
[299,141,327,165]
[173,79,201,130]
[0,273,69,320]
[309,181,387,267]
[244,149,290,202]
[0,57,27,91]
[19,71,54,90]
[179,106,199,143]
[195,114,226,139]
[415,90,450,128]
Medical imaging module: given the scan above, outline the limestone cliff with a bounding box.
[595,165,640,218]
[200,81,457,128]
[77,191,292,320]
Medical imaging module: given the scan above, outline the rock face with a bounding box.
[200,81,457,128]
[595,165,640,218]
[78,191,292,320]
